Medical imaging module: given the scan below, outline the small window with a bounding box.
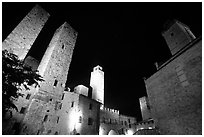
[43,115,48,122]
[59,103,62,109]
[57,116,59,123]
[88,118,93,125]
[128,119,130,123]
[79,116,82,123]
[61,93,64,100]
[129,124,131,128]
[170,32,174,36]
[71,102,74,107]
[54,80,58,87]
[26,93,31,100]
[62,44,65,49]
[20,107,26,114]
[89,103,92,110]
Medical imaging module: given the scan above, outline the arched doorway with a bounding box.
[108,130,118,135]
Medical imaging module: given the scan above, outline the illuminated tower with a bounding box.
[162,20,196,55]
[90,65,104,104]
[2,4,50,60]
[139,96,151,121]
[21,22,78,135]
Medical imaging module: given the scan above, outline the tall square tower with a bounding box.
[21,22,78,135]
[162,20,196,55]
[2,4,50,60]
[90,65,104,104]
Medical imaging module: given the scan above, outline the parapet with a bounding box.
[100,105,119,114]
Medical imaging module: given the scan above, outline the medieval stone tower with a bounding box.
[2,5,50,60]
[139,96,151,121]
[20,22,78,135]
[90,65,104,104]
[162,20,196,55]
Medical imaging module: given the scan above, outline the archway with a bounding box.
[108,130,118,135]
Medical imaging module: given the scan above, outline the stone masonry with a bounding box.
[145,21,202,134]
[20,22,78,135]
[2,4,50,60]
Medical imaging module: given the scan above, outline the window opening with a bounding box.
[20,107,26,114]
[89,103,92,110]
[26,93,31,100]
[71,101,74,107]
[88,118,93,125]
[54,80,58,87]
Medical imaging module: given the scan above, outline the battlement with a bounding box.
[100,105,119,114]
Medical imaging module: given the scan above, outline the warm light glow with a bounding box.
[148,127,153,129]
[99,126,105,135]
[127,129,134,135]
[69,107,82,132]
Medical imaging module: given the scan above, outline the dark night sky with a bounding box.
[2,2,201,121]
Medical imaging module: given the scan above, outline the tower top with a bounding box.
[161,19,196,55]
[93,65,103,71]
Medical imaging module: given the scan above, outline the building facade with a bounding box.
[144,20,202,134]
[2,4,138,135]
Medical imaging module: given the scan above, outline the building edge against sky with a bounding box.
[2,4,137,135]
[144,20,201,134]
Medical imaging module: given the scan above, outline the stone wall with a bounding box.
[145,38,202,134]
[20,22,78,135]
[2,4,50,60]
[78,94,100,135]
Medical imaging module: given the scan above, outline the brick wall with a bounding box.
[145,39,202,134]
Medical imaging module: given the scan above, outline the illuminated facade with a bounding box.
[145,20,202,134]
[2,5,138,135]
[2,5,50,60]
[90,65,104,104]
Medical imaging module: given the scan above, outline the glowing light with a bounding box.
[99,126,105,135]
[69,107,82,132]
[127,129,134,135]
[148,127,153,129]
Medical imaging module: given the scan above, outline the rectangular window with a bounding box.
[71,102,74,107]
[89,103,92,110]
[88,118,93,125]
[128,119,130,123]
[26,93,31,100]
[54,80,58,87]
[61,93,64,100]
[57,116,59,123]
[20,107,26,114]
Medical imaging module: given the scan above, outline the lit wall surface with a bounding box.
[90,66,104,104]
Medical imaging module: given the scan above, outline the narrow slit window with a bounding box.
[54,80,58,87]
[43,115,48,122]
[26,93,31,100]
[89,103,92,110]
[71,102,74,107]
